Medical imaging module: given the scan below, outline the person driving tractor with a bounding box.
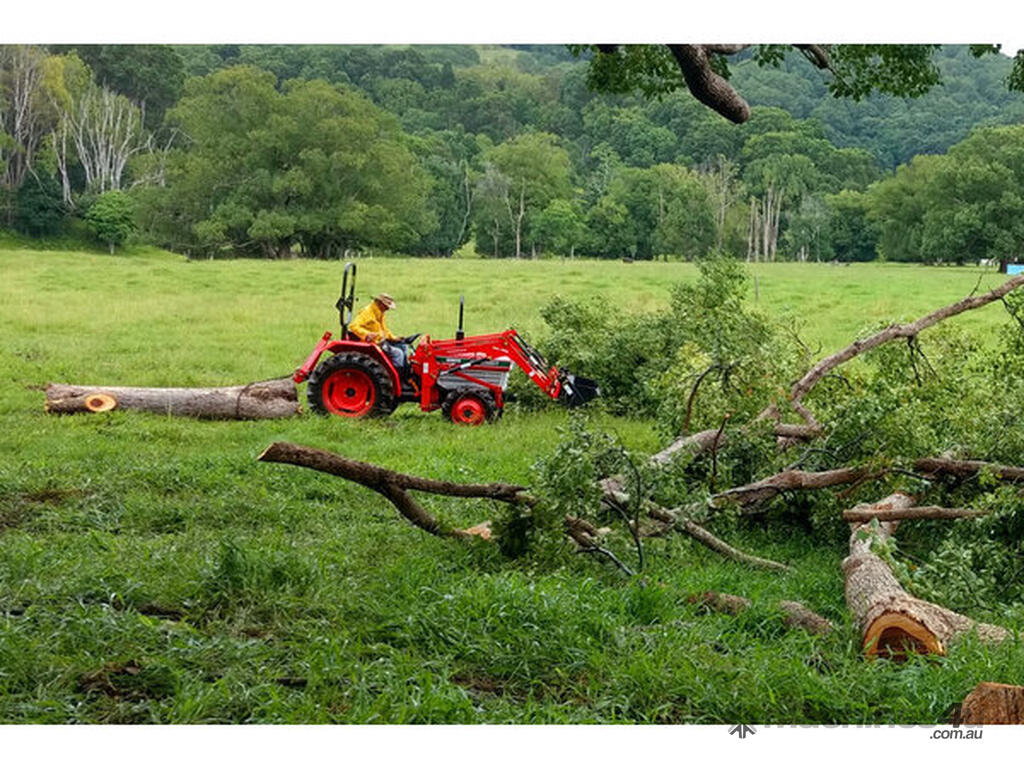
[348,292,413,373]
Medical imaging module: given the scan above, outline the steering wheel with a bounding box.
[401,333,422,345]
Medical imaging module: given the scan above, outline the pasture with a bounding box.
[1,247,1022,724]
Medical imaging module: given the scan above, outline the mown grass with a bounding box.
[1,247,1021,724]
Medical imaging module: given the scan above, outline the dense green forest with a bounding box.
[2,44,1024,262]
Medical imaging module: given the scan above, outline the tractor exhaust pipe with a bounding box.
[455,294,465,340]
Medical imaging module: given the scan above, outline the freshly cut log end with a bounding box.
[45,392,118,414]
[959,682,1024,724]
[864,613,944,660]
[84,393,117,412]
[844,493,1011,661]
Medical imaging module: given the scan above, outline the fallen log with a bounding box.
[713,466,872,507]
[688,590,833,635]
[915,457,1024,483]
[45,378,299,420]
[959,682,1024,725]
[842,493,1010,659]
[843,505,988,523]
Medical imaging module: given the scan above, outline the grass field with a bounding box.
[2,246,1022,724]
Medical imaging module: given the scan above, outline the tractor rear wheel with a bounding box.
[307,352,395,418]
[441,389,498,426]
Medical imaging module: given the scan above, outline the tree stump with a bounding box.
[959,683,1024,724]
[842,493,1010,659]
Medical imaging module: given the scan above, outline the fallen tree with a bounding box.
[45,378,299,420]
[842,494,1010,659]
[652,274,1024,465]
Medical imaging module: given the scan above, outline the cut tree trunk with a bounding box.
[959,683,1024,725]
[45,379,299,420]
[842,493,1010,660]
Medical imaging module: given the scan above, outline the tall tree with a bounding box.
[0,46,57,200]
[141,67,435,258]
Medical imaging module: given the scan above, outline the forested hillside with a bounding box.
[2,44,1023,262]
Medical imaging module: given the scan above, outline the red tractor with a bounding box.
[292,263,599,425]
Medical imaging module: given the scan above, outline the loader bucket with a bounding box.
[560,373,600,408]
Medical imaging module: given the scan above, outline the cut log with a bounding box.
[959,682,1024,724]
[842,493,1010,660]
[779,600,834,635]
[688,591,833,634]
[44,392,118,414]
[45,378,299,420]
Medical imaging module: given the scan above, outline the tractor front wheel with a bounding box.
[441,389,498,426]
[307,352,395,418]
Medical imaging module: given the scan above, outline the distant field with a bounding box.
[2,247,1022,724]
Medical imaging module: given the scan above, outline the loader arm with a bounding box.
[419,329,598,407]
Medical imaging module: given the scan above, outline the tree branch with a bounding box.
[667,44,751,124]
[843,505,989,523]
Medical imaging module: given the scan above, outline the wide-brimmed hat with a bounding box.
[373,293,397,309]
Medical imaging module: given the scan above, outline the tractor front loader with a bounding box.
[292,263,599,425]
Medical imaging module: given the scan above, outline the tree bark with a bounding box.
[45,378,299,420]
[959,683,1024,724]
[842,493,1010,659]
[713,466,871,507]
[843,505,988,523]
[667,45,751,124]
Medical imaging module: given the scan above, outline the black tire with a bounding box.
[307,352,395,418]
[441,388,499,426]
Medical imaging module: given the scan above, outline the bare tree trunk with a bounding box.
[55,84,148,195]
[45,379,299,420]
[0,45,49,195]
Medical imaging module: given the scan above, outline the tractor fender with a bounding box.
[294,335,402,397]
[323,340,402,398]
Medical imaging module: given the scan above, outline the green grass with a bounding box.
[2,247,1021,724]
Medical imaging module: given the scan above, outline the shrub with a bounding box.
[85,190,137,253]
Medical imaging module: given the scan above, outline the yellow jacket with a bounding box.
[349,302,397,344]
